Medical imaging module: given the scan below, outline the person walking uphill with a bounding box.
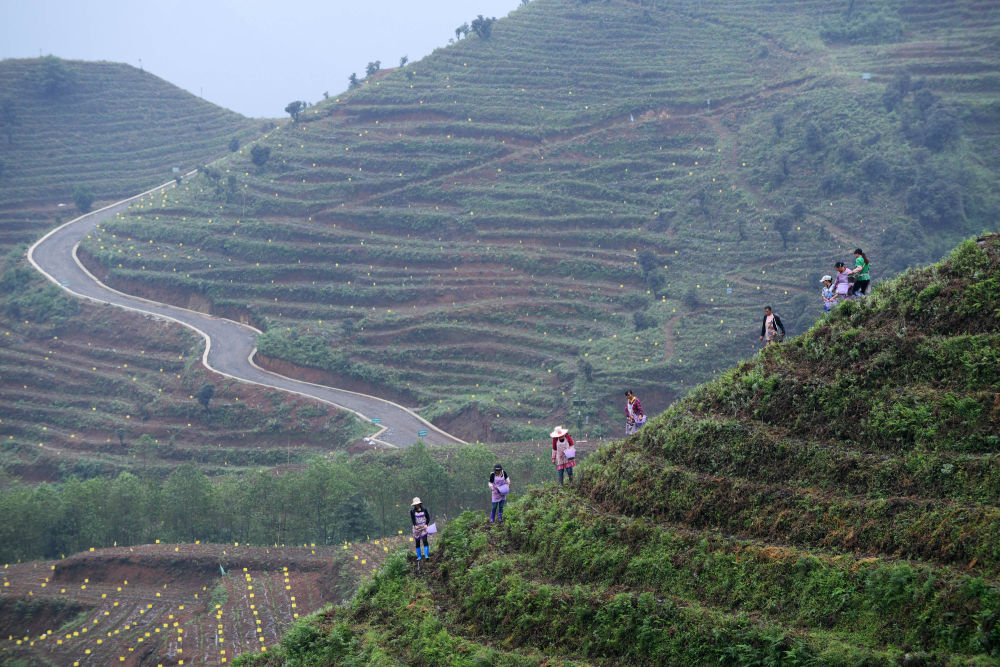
[625,390,645,435]
[410,498,431,561]
[550,426,576,483]
[848,248,871,297]
[759,306,785,346]
[489,464,510,523]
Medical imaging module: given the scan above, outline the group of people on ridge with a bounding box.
[408,390,646,562]
[760,248,872,346]
[410,248,874,562]
[822,248,871,311]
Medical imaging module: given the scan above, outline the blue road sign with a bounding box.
[371,418,382,424]
[417,429,428,437]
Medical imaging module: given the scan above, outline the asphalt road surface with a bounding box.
[28,178,464,448]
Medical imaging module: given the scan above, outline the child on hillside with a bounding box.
[488,464,510,523]
[821,275,837,311]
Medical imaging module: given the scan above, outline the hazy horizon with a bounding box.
[0,0,524,118]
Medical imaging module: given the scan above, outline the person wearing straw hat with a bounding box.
[489,464,510,523]
[410,497,431,561]
[550,426,576,484]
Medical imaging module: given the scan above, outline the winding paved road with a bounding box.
[28,177,464,448]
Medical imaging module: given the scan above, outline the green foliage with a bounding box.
[285,100,306,121]
[1,96,18,146]
[4,281,80,324]
[0,442,561,562]
[37,55,75,96]
[72,184,94,213]
[196,383,215,410]
[250,144,271,167]
[819,0,902,44]
[470,15,496,39]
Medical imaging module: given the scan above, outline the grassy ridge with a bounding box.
[0,57,257,208]
[80,0,1000,441]
[240,237,1000,664]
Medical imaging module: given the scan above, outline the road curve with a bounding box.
[27,177,465,449]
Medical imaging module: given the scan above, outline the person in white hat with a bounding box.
[820,275,836,311]
[410,497,431,560]
[550,426,576,484]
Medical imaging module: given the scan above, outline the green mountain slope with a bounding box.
[0,59,342,482]
[78,0,1000,442]
[0,57,257,211]
[237,235,1000,665]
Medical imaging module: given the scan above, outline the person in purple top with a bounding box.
[488,464,510,523]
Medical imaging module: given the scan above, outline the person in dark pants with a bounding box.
[759,306,785,345]
[410,497,431,560]
[550,426,577,483]
[848,248,871,297]
[489,464,510,523]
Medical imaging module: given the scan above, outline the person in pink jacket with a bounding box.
[550,426,576,484]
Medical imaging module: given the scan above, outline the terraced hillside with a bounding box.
[0,299,372,482]
[0,57,257,210]
[237,236,1000,664]
[0,59,375,480]
[80,0,1000,442]
[0,538,407,666]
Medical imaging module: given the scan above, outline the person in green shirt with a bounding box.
[848,248,870,297]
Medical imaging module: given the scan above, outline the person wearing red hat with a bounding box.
[550,426,576,484]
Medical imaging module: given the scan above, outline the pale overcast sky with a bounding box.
[0,0,524,117]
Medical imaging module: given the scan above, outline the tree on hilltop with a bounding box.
[38,55,75,97]
[456,23,470,40]
[471,15,496,39]
[348,73,359,89]
[285,100,306,121]
[366,61,381,78]
[399,55,409,67]
[1,98,18,146]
